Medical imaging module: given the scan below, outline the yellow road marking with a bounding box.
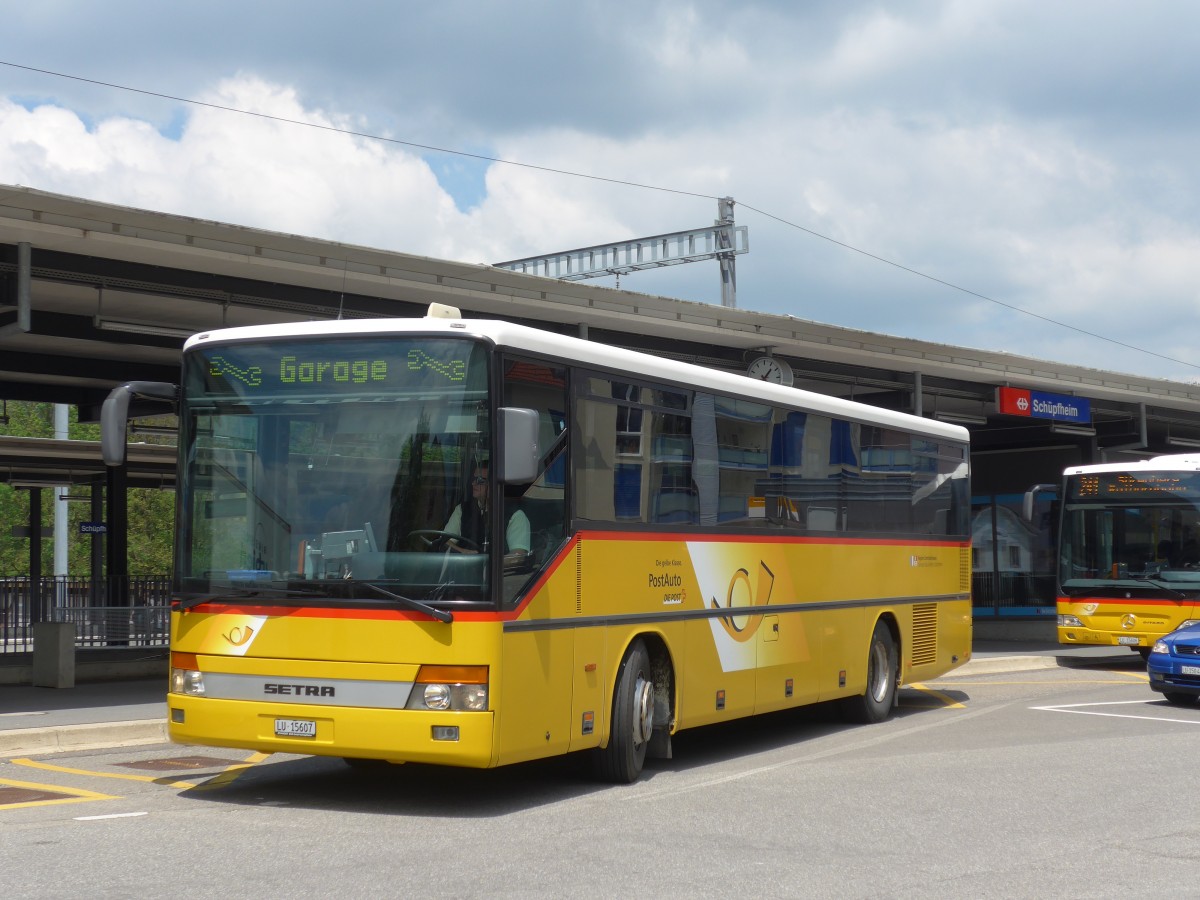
[904,685,966,708]
[188,752,271,791]
[925,676,1149,686]
[13,758,200,790]
[12,750,269,791]
[0,776,117,810]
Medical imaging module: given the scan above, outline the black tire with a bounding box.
[1162,692,1199,706]
[597,639,654,784]
[1137,647,1152,661]
[842,620,898,724]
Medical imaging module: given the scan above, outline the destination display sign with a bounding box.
[996,386,1091,424]
[1070,472,1200,500]
[188,337,487,398]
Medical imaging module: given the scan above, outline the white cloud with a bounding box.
[5,0,1200,382]
[1,77,466,256]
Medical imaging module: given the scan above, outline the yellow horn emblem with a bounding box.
[224,625,255,647]
[711,561,774,642]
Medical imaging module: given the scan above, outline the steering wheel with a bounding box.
[407,530,479,552]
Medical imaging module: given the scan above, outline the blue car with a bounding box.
[1147,622,1200,705]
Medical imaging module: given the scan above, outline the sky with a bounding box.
[3,1,1200,382]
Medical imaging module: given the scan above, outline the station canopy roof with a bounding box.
[4,182,1200,486]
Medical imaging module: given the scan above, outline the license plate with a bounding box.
[274,718,316,738]
[1117,636,1140,646]
[1182,665,1200,676]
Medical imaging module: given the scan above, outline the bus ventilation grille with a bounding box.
[911,603,938,666]
[959,548,971,593]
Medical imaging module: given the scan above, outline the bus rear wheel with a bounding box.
[596,639,654,784]
[842,620,897,724]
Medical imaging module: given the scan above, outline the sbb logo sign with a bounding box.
[997,387,1034,417]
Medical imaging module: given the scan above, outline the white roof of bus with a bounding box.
[1064,454,1200,476]
[186,311,968,443]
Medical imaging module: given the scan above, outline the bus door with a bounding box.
[495,357,574,762]
[750,555,822,714]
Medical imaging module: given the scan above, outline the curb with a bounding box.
[0,719,168,758]
[945,651,1137,678]
[948,656,1064,677]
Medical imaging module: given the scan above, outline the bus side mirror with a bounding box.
[499,407,540,484]
[1022,483,1057,521]
[101,381,178,466]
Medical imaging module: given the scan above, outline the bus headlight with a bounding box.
[457,685,488,710]
[422,684,452,710]
[406,665,489,711]
[1058,614,1084,628]
[171,668,206,696]
[1178,620,1200,630]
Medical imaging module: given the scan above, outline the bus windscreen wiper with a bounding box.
[1127,575,1188,599]
[357,581,453,623]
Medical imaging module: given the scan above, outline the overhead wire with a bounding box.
[3,58,1196,372]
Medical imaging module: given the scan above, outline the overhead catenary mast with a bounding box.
[494,197,748,308]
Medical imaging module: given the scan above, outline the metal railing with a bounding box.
[972,573,1057,616]
[1,576,171,656]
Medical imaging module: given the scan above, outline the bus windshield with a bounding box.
[176,335,494,606]
[1060,470,1200,593]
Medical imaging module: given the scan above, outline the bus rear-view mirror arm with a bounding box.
[101,380,179,466]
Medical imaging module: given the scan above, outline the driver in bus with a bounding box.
[443,462,531,570]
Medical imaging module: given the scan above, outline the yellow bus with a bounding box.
[1057,456,1200,656]
[102,305,972,782]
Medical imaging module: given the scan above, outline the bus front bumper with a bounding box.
[167,694,497,767]
[1057,624,1148,649]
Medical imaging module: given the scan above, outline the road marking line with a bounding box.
[633,700,1006,801]
[929,678,1148,686]
[13,751,269,793]
[13,757,200,789]
[74,811,149,821]
[0,776,117,810]
[1032,699,1200,725]
[905,685,965,708]
[188,751,271,791]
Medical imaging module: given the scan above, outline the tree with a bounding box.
[0,401,174,576]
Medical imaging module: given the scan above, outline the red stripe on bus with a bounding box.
[174,530,967,621]
[1057,596,1192,608]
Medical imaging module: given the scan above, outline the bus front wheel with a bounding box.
[597,639,654,784]
[842,620,897,724]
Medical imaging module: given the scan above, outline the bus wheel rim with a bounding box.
[633,674,654,745]
[868,640,891,702]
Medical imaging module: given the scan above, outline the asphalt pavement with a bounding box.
[0,640,1138,759]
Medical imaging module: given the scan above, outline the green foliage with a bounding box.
[0,401,174,576]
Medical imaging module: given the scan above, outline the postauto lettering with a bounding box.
[279,355,388,385]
